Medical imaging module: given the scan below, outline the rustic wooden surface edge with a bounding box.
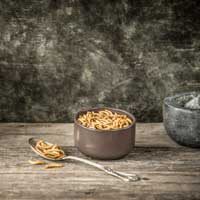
[0,123,200,200]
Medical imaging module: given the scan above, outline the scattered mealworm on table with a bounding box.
[28,160,46,165]
[44,163,64,169]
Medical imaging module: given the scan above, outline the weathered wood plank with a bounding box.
[1,144,200,173]
[0,123,178,146]
[0,174,200,200]
[0,123,200,200]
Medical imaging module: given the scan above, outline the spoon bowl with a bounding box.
[28,138,66,161]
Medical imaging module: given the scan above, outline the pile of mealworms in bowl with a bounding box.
[77,109,133,130]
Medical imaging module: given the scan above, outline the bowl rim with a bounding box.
[74,107,136,133]
[164,92,200,113]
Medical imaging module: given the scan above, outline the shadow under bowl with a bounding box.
[74,107,136,160]
[163,92,200,148]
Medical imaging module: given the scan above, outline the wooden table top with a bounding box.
[0,123,200,200]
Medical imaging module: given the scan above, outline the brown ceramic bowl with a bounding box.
[74,107,136,160]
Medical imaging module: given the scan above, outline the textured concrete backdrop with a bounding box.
[0,0,200,122]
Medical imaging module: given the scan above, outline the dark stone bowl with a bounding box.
[74,107,136,160]
[163,92,200,148]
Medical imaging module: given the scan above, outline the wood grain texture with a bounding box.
[0,123,200,200]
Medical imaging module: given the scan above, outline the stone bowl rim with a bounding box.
[164,92,200,113]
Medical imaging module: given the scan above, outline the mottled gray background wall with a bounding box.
[0,0,200,122]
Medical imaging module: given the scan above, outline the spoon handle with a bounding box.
[63,156,139,182]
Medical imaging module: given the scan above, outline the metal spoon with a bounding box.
[28,138,140,182]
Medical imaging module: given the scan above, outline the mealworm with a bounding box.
[45,163,64,169]
[28,160,46,165]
